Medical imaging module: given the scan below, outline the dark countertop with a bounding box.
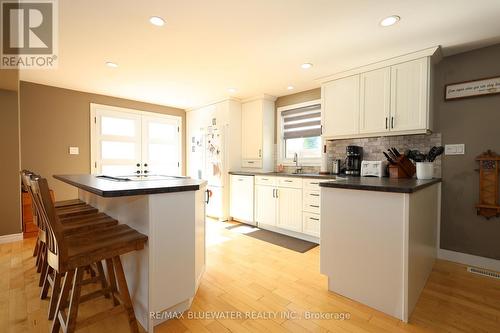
[54,174,207,197]
[229,170,441,193]
[319,177,441,193]
[229,170,340,180]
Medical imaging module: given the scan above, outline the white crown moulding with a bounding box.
[315,46,442,83]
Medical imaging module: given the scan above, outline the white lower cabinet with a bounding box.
[255,185,277,226]
[229,175,254,224]
[303,212,320,237]
[276,187,303,232]
[253,176,322,239]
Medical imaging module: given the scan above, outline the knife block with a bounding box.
[389,156,416,179]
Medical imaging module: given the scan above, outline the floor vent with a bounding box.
[467,267,500,280]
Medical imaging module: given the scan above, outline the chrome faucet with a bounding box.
[293,153,303,174]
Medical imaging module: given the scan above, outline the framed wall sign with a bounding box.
[445,75,500,101]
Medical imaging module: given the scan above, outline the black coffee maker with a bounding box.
[345,145,363,176]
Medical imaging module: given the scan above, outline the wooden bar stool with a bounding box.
[31,176,147,333]
[21,171,119,320]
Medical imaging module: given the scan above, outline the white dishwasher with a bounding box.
[229,174,255,225]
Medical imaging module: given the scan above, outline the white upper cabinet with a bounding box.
[241,95,276,171]
[321,47,439,139]
[359,67,391,134]
[322,75,360,138]
[390,58,429,132]
[241,100,263,160]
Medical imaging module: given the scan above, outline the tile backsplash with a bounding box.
[278,133,442,177]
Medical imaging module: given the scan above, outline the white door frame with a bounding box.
[90,103,183,175]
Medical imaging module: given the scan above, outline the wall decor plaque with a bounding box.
[445,76,500,101]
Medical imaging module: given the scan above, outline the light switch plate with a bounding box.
[69,146,79,155]
[445,144,465,155]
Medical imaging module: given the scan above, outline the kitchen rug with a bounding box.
[226,223,318,253]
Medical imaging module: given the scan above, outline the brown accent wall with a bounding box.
[0,88,21,236]
[20,81,186,201]
[437,44,500,260]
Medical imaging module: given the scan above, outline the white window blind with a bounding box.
[282,104,321,139]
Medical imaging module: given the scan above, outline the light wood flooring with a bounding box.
[1,219,499,332]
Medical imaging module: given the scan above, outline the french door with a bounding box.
[91,104,181,176]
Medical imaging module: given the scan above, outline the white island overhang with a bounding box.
[54,174,208,332]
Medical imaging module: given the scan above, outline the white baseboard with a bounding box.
[0,233,23,244]
[438,249,500,272]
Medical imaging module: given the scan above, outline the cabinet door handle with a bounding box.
[272,189,275,198]
[309,217,320,221]
[391,117,394,129]
[310,205,319,208]
[276,189,279,198]
[385,117,388,129]
[259,149,262,158]
[309,193,320,197]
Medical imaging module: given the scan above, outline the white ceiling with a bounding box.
[20,0,500,109]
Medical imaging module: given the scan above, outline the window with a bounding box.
[278,100,322,165]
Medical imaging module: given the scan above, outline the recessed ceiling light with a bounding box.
[105,61,118,68]
[301,63,313,69]
[287,86,294,90]
[227,88,237,94]
[149,16,165,26]
[380,15,400,27]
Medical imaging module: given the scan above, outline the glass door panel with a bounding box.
[93,107,142,176]
[142,116,181,176]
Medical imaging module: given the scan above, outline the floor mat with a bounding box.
[227,223,318,253]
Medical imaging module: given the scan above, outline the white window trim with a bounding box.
[90,103,183,174]
[277,99,322,167]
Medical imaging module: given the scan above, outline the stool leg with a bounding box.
[33,237,39,257]
[105,258,119,306]
[52,269,75,333]
[48,271,62,320]
[39,252,48,287]
[40,266,52,299]
[66,267,84,333]
[96,261,110,299]
[113,256,139,333]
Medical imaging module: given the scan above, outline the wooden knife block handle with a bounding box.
[389,156,416,179]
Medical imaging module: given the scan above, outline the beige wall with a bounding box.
[0,88,21,236]
[20,81,186,200]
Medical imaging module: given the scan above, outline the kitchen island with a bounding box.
[54,174,207,332]
[320,177,441,322]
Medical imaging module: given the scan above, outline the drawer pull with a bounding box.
[310,182,319,185]
[310,205,320,208]
[284,180,293,183]
[309,217,320,221]
[309,194,320,197]
[247,161,254,164]
[262,178,269,180]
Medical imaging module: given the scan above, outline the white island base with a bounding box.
[79,186,206,332]
[320,183,441,322]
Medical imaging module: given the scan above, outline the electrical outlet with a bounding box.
[69,146,79,155]
[445,144,465,155]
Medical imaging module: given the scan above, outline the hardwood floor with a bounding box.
[2,219,499,332]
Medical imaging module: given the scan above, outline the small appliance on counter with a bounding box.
[345,145,363,176]
[360,160,388,177]
[332,159,342,174]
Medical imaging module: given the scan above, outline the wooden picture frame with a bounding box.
[445,75,500,101]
